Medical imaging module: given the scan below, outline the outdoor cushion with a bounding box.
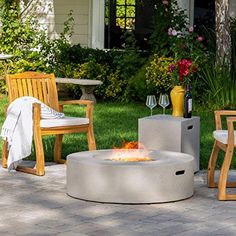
[213,130,236,145]
[40,102,64,119]
[40,117,89,128]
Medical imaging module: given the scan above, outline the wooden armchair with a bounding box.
[2,71,96,176]
[207,110,236,200]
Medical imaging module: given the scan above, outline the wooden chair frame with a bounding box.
[207,110,236,200]
[2,72,96,176]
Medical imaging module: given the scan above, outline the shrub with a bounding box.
[200,60,236,109]
[0,3,43,58]
[150,0,187,55]
[168,27,206,64]
[103,71,126,101]
[146,55,175,94]
[126,64,155,102]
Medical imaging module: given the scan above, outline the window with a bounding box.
[194,0,215,30]
[105,0,155,49]
[115,0,136,30]
[105,0,136,48]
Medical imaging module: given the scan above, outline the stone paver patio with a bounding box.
[1,161,236,236]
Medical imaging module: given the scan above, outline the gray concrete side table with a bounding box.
[138,115,200,172]
[56,78,103,103]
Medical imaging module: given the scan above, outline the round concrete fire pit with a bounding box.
[67,150,194,204]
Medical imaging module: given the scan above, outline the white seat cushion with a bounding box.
[40,116,89,128]
[213,130,236,144]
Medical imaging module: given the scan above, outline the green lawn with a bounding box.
[0,95,233,169]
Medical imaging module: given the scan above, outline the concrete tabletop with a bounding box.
[56,78,103,85]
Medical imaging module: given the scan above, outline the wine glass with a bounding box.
[146,95,157,116]
[158,94,170,115]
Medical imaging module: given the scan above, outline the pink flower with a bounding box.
[168,28,180,37]
[188,26,194,32]
[171,29,177,36]
[197,36,203,42]
[168,28,172,36]
[168,64,175,72]
[162,0,169,5]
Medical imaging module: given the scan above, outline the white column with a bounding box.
[89,0,104,49]
[229,0,236,18]
[177,0,194,26]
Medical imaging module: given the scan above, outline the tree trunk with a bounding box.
[215,0,231,65]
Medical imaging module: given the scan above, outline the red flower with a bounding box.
[177,59,192,81]
[169,59,197,85]
[197,36,203,42]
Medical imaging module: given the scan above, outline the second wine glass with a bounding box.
[158,94,170,115]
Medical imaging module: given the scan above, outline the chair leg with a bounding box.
[34,129,45,176]
[218,146,234,200]
[54,134,65,164]
[87,125,96,150]
[2,140,8,168]
[207,141,220,188]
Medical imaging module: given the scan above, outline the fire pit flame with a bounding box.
[111,141,152,162]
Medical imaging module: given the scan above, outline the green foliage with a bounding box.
[196,17,236,109]
[146,55,175,93]
[200,60,236,109]
[169,29,206,64]
[126,64,155,102]
[103,71,125,100]
[0,62,6,93]
[75,61,108,80]
[149,0,206,70]
[0,3,42,57]
[150,0,187,54]
[39,10,75,75]
[0,2,48,92]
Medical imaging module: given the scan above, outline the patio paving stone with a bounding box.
[1,161,236,236]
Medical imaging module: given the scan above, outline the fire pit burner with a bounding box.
[67,149,194,204]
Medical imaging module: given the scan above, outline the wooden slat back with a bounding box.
[6,71,59,111]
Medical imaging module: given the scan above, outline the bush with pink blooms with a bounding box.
[150,0,187,54]
[150,0,206,66]
[168,26,206,64]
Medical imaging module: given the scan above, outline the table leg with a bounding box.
[80,85,97,103]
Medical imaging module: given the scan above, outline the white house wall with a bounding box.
[177,0,194,26]
[53,0,89,46]
[21,0,89,47]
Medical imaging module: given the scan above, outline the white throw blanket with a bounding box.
[1,96,64,170]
